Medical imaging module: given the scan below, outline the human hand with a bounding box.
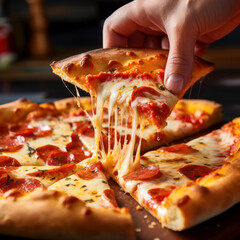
[103,0,240,94]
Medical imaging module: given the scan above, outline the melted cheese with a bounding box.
[3,165,74,187]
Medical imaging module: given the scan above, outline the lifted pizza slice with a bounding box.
[51,48,214,177]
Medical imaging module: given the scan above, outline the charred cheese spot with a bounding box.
[126,51,136,58]
[174,195,190,207]
[63,63,75,74]
[80,54,94,68]
[3,189,23,200]
[107,60,122,70]
[59,195,84,209]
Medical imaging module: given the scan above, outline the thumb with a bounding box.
[164,29,196,95]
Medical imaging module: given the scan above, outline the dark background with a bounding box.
[0,0,239,121]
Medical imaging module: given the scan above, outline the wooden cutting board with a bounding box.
[109,180,240,240]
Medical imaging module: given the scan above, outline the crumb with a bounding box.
[148,222,157,228]
[136,205,143,210]
[135,228,141,232]
[144,215,148,219]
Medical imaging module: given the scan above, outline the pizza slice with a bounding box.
[49,159,118,209]
[112,117,240,231]
[51,48,214,176]
[0,98,135,240]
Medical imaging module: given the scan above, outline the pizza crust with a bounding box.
[54,97,94,114]
[0,98,39,124]
[159,155,240,231]
[0,189,135,240]
[50,48,214,97]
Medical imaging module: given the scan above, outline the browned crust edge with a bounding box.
[159,154,240,231]
[0,98,40,124]
[50,48,214,97]
[0,189,135,240]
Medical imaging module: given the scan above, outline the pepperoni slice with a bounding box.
[0,135,25,152]
[27,163,76,177]
[0,170,8,178]
[66,133,92,161]
[179,164,212,181]
[123,165,161,181]
[74,121,94,137]
[143,186,175,209]
[32,125,52,137]
[131,86,161,101]
[46,151,75,166]
[131,87,170,128]
[0,156,21,167]
[87,72,157,84]
[158,143,197,154]
[102,189,118,208]
[11,124,52,138]
[0,124,9,136]
[77,162,105,180]
[36,145,61,161]
[0,176,44,194]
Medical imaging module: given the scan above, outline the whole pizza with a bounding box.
[0,48,239,239]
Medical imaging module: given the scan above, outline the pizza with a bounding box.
[51,48,214,177]
[50,47,239,234]
[0,47,237,238]
[0,98,134,240]
[113,117,240,230]
[0,96,223,239]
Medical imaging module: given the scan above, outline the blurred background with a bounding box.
[0,0,239,121]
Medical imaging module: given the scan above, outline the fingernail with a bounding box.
[165,75,185,94]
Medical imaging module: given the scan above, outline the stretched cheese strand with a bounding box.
[69,76,176,178]
[88,78,153,178]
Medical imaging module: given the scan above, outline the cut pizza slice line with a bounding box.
[51,48,214,177]
[49,159,119,209]
[0,163,79,194]
[114,117,240,231]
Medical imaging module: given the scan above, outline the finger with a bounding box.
[164,28,196,94]
[161,35,170,50]
[128,31,146,48]
[103,2,138,48]
[143,35,162,49]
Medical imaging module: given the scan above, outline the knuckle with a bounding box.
[168,55,189,67]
